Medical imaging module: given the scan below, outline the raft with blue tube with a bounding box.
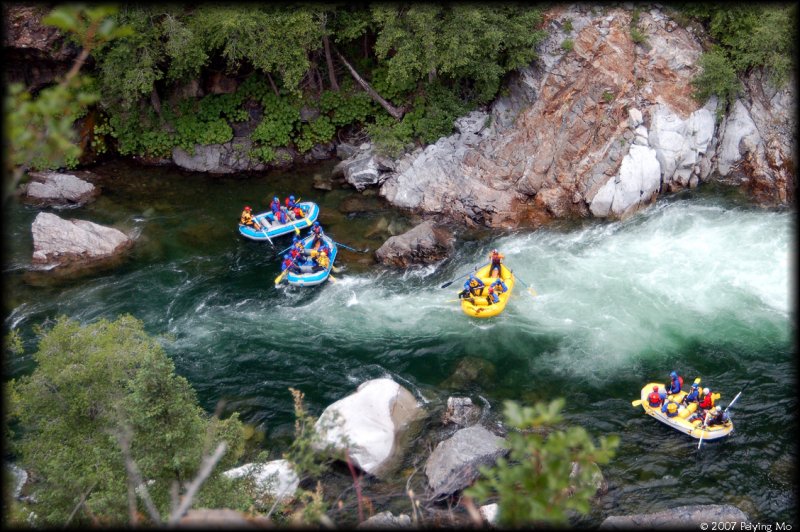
[238,202,319,241]
[285,234,338,287]
[634,382,733,441]
[458,263,515,318]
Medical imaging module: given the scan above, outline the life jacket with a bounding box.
[294,207,304,218]
[317,254,329,269]
[648,392,661,407]
[698,393,713,409]
[281,259,293,271]
[665,402,679,417]
[290,248,300,259]
[490,252,503,265]
[492,279,507,293]
[285,197,294,208]
[487,286,499,303]
[469,278,481,288]
[270,200,281,213]
[278,210,287,224]
[240,211,253,225]
[312,225,322,235]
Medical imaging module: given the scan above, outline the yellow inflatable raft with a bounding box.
[636,383,733,441]
[459,263,515,318]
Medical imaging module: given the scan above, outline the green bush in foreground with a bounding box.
[6,315,247,527]
[465,398,619,527]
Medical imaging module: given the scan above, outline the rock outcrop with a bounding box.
[172,139,294,174]
[223,460,299,501]
[424,425,507,500]
[599,504,750,529]
[22,171,98,208]
[313,378,423,477]
[31,212,133,269]
[374,220,454,268]
[367,5,794,227]
[442,397,481,427]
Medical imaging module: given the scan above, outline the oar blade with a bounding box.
[440,280,455,289]
[328,274,337,283]
[631,400,643,407]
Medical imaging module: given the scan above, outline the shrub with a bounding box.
[561,39,574,52]
[692,47,741,117]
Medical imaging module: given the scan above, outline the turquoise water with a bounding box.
[3,161,795,524]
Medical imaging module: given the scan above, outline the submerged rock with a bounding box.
[22,171,98,208]
[424,425,508,500]
[313,378,423,477]
[442,397,481,427]
[31,212,133,269]
[599,504,750,529]
[374,220,454,268]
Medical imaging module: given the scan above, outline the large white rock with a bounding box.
[223,459,298,501]
[313,378,422,476]
[716,99,762,177]
[590,145,661,218]
[31,212,132,267]
[648,103,715,188]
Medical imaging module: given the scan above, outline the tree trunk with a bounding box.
[266,72,280,97]
[334,48,405,120]
[322,34,339,91]
[428,67,437,83]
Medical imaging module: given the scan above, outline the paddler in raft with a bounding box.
[308,221,324,250]
[484,278,508,305]
[459,274,485,301]
[488,248,505,277]
[239,206,263,231]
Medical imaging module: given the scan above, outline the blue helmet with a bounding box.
[313,221,320,227]
[273,196,279,202]
[293,236,300,243]
[290,195,295,201]
[691,382,699,388]
[670,371,678,378]
[283,254,290,259]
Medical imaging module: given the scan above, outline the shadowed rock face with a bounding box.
[374,220,454,268]
[377,5,794,227]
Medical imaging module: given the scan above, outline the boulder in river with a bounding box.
[313,378,423,477]
[374,220,455,268]
[31,212,133,269]
[424,425,508,500]
[599,504,750,529]
[22,171,98,208]
[223,459,299,501]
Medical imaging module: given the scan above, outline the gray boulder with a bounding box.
[22,171,97,208]
[600,504,749,529]
[337,148,389,191]
[357,511,412,529]
[425,425,508,500]
[589,144,661,218]
[31,212,133,269]
[374,220,454,268]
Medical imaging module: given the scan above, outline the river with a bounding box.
[3,159,795,525]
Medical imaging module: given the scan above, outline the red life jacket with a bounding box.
[282,259,293,269]
[698,393,713,409]
[290,249,300,259]
[648,392,661,407]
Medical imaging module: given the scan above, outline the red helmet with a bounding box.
[244,206,251,211]
[652,386,658,391]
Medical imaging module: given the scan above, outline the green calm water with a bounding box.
[3,160,795,525]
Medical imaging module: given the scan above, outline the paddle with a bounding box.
[723,381,751,415]
[631,399,643,407]
[253,215,274,247]
[331,239,370,253]
[440,265,479,289]
[328,274,337,283]
[274,257,299,286]
[510,269,537,297]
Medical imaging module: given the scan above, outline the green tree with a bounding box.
[465,398,619,527]
[3,5,132,200]
[6,315,247,527]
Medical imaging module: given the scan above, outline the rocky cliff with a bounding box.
[377,5,795,227]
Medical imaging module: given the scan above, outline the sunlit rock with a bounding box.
[223,459,299,501]
[313,378,423,477]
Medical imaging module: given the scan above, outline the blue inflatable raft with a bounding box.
[286,234,338,287]
[238,202,319,241]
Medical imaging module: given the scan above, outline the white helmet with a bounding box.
[703,388,710,395]
[716,406,722,412]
